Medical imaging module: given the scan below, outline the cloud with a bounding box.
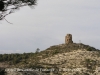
[0,0,100,53]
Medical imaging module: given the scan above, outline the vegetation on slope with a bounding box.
[0,43,100,75]
[0,43,99,66]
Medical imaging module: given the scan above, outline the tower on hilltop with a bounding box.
[65,34,73,44]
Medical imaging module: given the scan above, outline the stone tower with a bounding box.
[65,34,73,44]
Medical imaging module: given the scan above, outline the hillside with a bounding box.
[0,43,100,75]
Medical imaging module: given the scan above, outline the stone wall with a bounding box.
[65,34,73,44]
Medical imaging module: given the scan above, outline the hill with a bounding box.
[0,43,100,75]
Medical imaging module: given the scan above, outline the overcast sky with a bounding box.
[0,0,100,54]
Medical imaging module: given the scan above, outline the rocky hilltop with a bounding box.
[0,34,100,75]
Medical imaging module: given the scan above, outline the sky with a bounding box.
[0,0,100,54]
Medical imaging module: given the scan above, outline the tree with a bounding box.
[35,48,40,53]
[0,0,37,20]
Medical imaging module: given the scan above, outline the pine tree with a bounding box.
[0,0,37,20]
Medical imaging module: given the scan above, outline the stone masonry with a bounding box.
[65,34,73,44]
